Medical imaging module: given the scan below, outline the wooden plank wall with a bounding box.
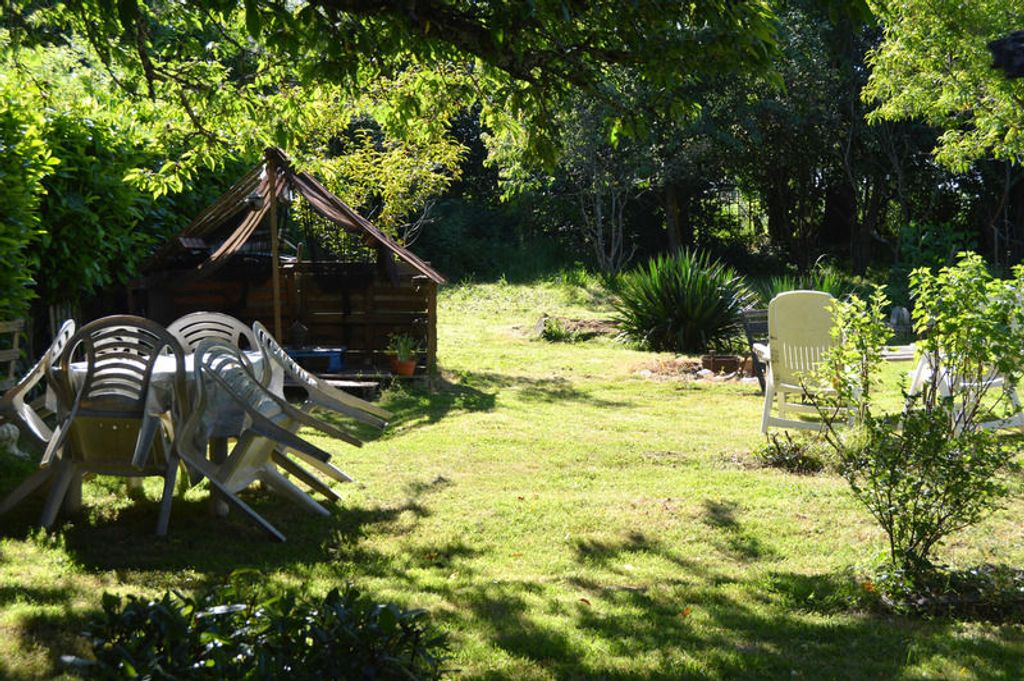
[155,261,437,373]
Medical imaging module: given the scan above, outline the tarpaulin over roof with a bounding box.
[139,147,445,285]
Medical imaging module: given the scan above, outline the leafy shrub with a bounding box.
[0,87,58,318]
[75,577,451,680]
[816,253,1024,579]
[612,249,753,354]
[837,408,1015,575]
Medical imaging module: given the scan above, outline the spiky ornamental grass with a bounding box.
[612,249,753,354]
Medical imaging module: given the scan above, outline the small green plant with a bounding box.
[612,249,753,354]
[751,261,854,307]
[74,576,451,679]
[541,317,581,343]
[753,432,831,474]
[838,407,1015,575]
[388,333,422,362]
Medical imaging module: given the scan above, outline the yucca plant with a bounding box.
[613,249,753,354]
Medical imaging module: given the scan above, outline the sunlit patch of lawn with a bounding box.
[1,277,1023,679]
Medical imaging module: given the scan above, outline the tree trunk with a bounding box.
[821,180,856,251]
[663,183,692,251]
[765,179,790,252]
[851,180,886,276]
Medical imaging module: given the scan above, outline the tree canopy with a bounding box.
[864,0,1024,171]
[17,0,782,163]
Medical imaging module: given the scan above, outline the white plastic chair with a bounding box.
[252,321,390,429]
[168,311,259,353]
[0,319,75,443]
[907,353,1024,433]
[759,291,840,433]
[9,316,188,534]
[188,340,362,530]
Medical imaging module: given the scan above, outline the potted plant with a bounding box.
[387,333,420,376]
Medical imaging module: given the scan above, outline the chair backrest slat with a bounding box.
[252,320,314,394]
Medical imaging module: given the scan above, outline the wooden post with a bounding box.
[426,281,438,375]
[267,151,283,339]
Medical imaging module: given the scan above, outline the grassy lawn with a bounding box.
[3,278,1024,679]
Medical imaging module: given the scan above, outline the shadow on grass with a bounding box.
[313,521,1023,680]
[701,499,777,563]
[462,371,631,409]
[4,463,1024,679]
[0,468,453,576]
[448,557,1023,679]
[573,530,701,573]
[317,369,632,441]
[6,605,93,681]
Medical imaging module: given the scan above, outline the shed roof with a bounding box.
[140,148,445,285]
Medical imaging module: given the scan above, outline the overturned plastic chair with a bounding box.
[168,311,259,353]
[758,291,843,433]
[186,339,363,531]
[252,321,390,429]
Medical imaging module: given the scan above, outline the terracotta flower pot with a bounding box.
[700,354,742,374]
[390,357,417,377]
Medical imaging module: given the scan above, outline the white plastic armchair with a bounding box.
[1,316,188,534]
[252,321,391,429]
[168,311,259,353]
[907,353,1024,433]
[188,340,362,528]
[0,319,75,443]
[760,291,841,433]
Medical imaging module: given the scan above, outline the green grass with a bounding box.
[3,277,1024,679]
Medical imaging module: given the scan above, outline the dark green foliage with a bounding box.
[612,249,753,354]
[33,113,156,306]
[837,406,1016,576]
[79,577,450,680]
[888,221,975,307]
[864,563,1024,622]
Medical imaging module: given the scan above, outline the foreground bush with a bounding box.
[817,253,1024,584]
[612,249,752,354]
[76,578,450,680]
[839,408,1015,575]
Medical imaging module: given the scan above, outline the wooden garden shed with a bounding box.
[131,148,445,376]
